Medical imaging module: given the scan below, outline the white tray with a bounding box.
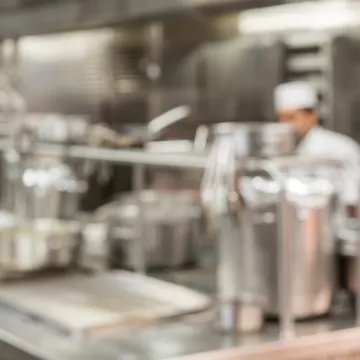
[0,271,210,339]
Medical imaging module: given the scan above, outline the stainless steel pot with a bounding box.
[2,155,86,220]
[244,173,338,318]
[201,122,298,333]
[0,212,81,276]
[96,190,203,270]
[201,122,338,333]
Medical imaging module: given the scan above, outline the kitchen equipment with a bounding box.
[201,122,298,333]
[96,190,203,270]
[201,121,339,334]
[0,112,90,277]
[210,122,297,158]
[0,211,81,276]
[79,221,109,272]
[0,271,211,339]
[243,172,338,318]
[2,156,86,220]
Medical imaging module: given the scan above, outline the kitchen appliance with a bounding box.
[201,122,298,333]
[95,190,203,270]
[201,122,339,333]
[243,171,338,318]
[0,212,81,277]
[0,113,89,276]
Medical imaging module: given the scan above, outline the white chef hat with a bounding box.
[274,81,318,111]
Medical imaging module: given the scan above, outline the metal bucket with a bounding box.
[96,190,203,270]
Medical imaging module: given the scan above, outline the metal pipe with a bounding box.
[22,143,208,169]
[133,164,147,275]
[0,139,342,171]
[277,177,295,339]
[356,170,360,325]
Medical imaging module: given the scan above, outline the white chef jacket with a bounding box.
[296,126,360,206]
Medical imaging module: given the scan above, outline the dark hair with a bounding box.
[300,108,316,114]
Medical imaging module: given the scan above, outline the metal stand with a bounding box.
[356,174,360,325]
[133,164,146,275]
[277,179,295,339]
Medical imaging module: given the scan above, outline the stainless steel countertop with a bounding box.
[0,266,355,360]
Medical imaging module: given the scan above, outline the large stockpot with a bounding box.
[242,171,338,318]
[96,190,203,270]
[201,122,298,333]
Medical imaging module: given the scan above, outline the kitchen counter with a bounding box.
[0,265,355,360]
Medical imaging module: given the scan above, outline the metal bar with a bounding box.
[277,178,295,339]
[133,164,147,275]
[0,140,343,170]
[15,143,208,169]
[356,173,360,325]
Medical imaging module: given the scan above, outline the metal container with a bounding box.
[201,122,338,333]
[244,173,338,318]
[212,122,297,158]
[2,155,86,220]
[201,122,298,333]
[96,190,203,270]
[0,212,81,275]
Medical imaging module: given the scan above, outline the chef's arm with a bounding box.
[346,205,357,219]
[342,161,359,219]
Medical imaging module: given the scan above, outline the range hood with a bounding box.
[0,0,294,37]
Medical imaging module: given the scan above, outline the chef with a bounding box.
[274,81,360,218]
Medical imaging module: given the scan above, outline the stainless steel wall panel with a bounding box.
[18,28,148,124]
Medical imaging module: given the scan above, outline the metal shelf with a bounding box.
[0,0,285,37]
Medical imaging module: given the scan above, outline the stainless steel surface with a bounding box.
[148,106,191,139]
[96,190,203,270]
[19,30,146,120]
[201,123,272,333]
[133,165,146,274]
[80,221,109,273]
[250,167,338,321]
[25,143,208,168]
[202,122,340,337]
[0,266,353,360]
[212,122,297,158]
[0,214,80,275]
[0,271,210,339]
[0,140,343,170]
[2,154,85,220]
[276,173,294,339]
[0,0,283,37]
